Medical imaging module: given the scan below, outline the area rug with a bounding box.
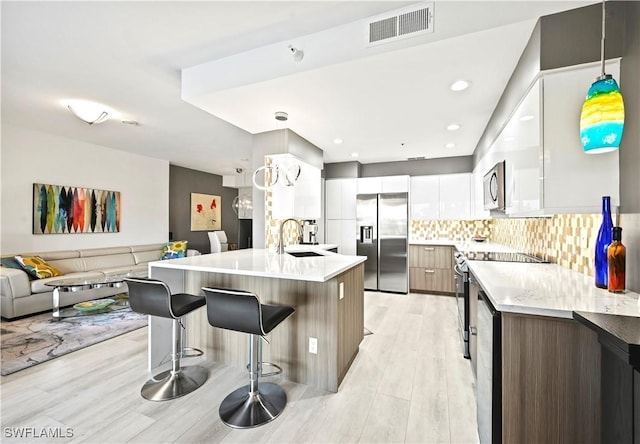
[1,304,147,376]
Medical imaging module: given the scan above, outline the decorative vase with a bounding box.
[607,227,626,293]
[595,196,613,288]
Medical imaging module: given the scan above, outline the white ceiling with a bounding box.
[1,1,594,177]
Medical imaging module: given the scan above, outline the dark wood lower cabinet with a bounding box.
[573,312,640,444]
[501,313,601,443]
[601,346,633,443]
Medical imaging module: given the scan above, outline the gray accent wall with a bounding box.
[324,156,472,179]
[361,156,473,177]
[539,2,625,71]
[169,165,238,254]
[324,161,361,179]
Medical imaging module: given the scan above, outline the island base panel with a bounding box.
[152,263,364,393]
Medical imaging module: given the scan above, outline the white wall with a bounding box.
[1,123,170,254]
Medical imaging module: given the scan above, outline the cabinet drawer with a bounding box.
[409,267,454,293]
[409,245,453,269]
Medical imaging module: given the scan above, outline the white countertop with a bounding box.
[469,260,640,319]
[149,248,365,282]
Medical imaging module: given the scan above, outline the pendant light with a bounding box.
[579,0,625,154]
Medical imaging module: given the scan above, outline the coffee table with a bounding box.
[46,276,129,320]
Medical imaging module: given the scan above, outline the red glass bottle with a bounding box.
[607,227,625,293]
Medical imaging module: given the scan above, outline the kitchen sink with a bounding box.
[286,251,324,258]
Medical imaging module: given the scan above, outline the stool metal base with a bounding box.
[219,382,287,429]
[141,365,208,401]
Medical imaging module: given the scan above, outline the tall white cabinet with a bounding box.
[325,178,357,255]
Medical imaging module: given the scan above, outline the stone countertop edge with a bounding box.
[148,248,366,283]
[573,311,640,367]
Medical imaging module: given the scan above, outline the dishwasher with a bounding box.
[477,289,501,444]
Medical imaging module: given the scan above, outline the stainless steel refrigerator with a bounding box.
[356,193,408,293]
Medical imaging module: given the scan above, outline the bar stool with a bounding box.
[125,277,208,401]
[201,287,295,429]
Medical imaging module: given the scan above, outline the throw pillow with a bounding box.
[161,241,188,260]
[14,255,63,279]
[0,257,23,270]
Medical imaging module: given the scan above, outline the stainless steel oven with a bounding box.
[453,251,470,359]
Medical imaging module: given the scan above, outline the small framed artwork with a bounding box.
[190,193,221,231]
[33,183,121,234]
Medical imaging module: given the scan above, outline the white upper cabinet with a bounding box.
[357,177,382,194]
[410,174,471,220]
[410,176,439,220]
[439,174,471,220]
[541,63,619,213]
[381,175,409,193]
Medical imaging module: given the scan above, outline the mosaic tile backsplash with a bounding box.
[411,213,636,278]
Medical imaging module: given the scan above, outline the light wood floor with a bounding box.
[0,292,479,444]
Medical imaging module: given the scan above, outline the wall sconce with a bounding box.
[62,99,112,125]
[579,0,625,154]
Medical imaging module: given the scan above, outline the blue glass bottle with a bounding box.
[595,196,613,288]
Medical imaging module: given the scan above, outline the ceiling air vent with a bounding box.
[367,3,433,47]
[407,156,426,161]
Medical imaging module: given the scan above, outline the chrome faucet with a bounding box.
[278,218,302,254]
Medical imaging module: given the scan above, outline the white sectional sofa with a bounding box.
[0,243,198,319]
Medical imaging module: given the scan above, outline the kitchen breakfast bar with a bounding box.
[148,249,366,392]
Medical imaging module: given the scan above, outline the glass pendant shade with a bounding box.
[580,76,625,154]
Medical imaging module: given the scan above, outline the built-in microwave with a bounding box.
[483,161,505,211]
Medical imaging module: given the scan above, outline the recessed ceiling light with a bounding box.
[333,138,343,144]
[519,115,534,122]
[445,143,456,148]
[351,152,359,158]
[447,123,461,131]
[450,80,471,92]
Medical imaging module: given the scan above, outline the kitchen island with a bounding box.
[148,249,366,392]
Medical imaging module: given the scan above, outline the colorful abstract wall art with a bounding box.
[32,183,121,234]
[190,193,221,231]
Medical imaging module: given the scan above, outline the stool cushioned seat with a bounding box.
[204,288,294,336]
[127,277,205,319]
